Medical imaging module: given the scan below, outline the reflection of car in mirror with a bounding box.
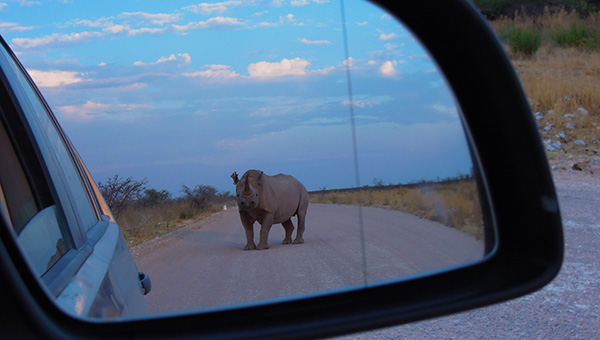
[0,37,150,318]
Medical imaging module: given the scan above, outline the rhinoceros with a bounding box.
[231,170,309,250]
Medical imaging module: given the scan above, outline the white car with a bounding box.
[0,36,150,319]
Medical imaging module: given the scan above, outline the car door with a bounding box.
[0,36,147,318]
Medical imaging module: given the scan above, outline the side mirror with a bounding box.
[0,0,563,339]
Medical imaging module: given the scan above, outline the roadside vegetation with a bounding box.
[309,177,484,239]
[478,1,600,171]
[98,175,235,246]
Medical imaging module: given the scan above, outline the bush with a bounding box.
[98,175,147,217]
[506,25,543,55]
[139,188,171,207]
[550,21,600,49]
[181,184,218,210]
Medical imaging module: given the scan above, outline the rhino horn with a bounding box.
[231,172,239,184]
[243,174,252,196]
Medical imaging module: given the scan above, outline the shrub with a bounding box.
[181,184,217,209]
[550,21,600,49]
[139,188,171,207]
[507,25,543,55]
[98,175,147,218]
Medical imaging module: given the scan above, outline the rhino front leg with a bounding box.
[281,219,294,244]
[240,213,256,250]
[257,214,274,250]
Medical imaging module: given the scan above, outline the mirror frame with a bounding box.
[0,0,563,339]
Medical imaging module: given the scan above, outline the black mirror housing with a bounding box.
[0,0,563,339]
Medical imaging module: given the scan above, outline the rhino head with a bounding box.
[232,170,263,211]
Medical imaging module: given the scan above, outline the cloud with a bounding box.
[120,12,182,26]
[428,104,458,116]
[11,31,102,49]
[128,27,168,35]
[134,53,191,66]
[0,22,36,33]
[292,0,330,5]
[291,0,309,5]
[184,64,239,80]
[183,1,243,15]
[342,99,382,109]
[299,38,331,45]
[248,58,310,78]
[15,0,40,6]
[379,32,396,41]
[172,16,245,33]
[379,60,399,77]
[256,13,299,27]
[57,101,151,120]
[0,3,6,11]
[343,57,354,68]
[27,70,84,87]
[67,17,115,28]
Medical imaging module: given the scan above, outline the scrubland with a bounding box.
[491,7,600,171]
[309,179,484,239]
[118,202,229,247]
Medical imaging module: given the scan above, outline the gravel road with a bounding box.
[133,204,483,314]
[333,169,600,339]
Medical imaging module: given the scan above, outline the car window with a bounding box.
[0,119,38,233]
[0,114,70,276]
[0,43,99,236]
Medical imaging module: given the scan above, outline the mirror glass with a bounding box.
[2,0,491,317]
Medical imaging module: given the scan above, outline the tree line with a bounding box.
[98,174,234,218]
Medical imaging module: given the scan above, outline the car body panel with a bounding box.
[0,32,148,320]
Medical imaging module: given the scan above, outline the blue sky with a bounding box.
[1,0,472,194]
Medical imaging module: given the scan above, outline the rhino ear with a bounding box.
[258,171,263,184]
[231,172,239,184]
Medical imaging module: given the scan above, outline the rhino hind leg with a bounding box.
[293,209,307,245]
[281,219,295,244]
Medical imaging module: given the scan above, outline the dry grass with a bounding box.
[310,180,484,239]
[118,202,231,247]
[491,9,600,168]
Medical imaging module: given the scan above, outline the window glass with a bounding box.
[0,120,38,233]
[0,109,67,275]
[0,44,98,234]
[17,205,66,276]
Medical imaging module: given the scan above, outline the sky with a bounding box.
[0,0,473,195]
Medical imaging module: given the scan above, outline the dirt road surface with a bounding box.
[333,169,600,339]
[133,204,483,314]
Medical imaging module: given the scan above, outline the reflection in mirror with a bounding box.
[3,0,490,317]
